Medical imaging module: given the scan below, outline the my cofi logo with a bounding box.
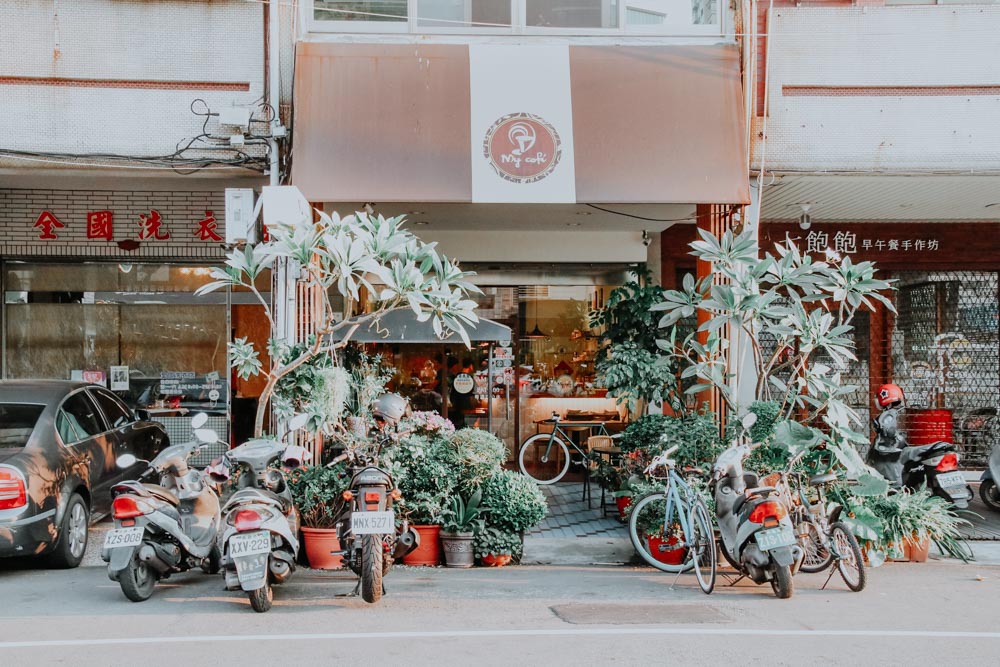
[483,112,562,184]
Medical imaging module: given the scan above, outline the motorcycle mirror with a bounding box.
[116,453,137,469]
[190,412,209,429]
[194,428,219,443]
[288,413,310,431]
[741,413,758,430]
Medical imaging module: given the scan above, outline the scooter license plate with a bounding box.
[228,530,271,557]
[233,553,268,585]
[937,472,965,489]
[103,527,144,549]
[350,511,394,535]
[755,526,796,551]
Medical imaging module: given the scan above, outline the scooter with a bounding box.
[868,384,973,508]
[980,442,1000,512]
[711,413,803,599]
[209,415,311,613]
[102,414,222,602]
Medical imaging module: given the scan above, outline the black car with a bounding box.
[0,381,168,567]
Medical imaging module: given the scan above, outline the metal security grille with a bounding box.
[889,271,999,466]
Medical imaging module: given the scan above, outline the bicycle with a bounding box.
[772,454,866,592]
[627,445,716,594]
[517,414,610,484]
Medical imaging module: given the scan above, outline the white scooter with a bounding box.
[712,413,804,599]
[208,414,311,613]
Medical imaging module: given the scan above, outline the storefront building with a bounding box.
[289,1,751,456]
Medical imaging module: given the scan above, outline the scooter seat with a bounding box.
[809,473,838,486]
[141,483,180,506]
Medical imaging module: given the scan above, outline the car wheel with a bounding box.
[47,494,89,569]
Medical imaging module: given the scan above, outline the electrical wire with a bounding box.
[584,203,736,223]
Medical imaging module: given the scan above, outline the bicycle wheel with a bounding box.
[689,500,716,594]
[796,512,833,574]
[628,491,693,573]
[829,522,867,593]
[518,433,571,484]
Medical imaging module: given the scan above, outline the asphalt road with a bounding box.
[1,559,997,666]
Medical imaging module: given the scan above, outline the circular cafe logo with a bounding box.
[483,112,562,184]
[453,373,475,395]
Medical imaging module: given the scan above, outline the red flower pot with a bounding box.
[615,495,633,521]
[648,534,688,565]
[480,553,512,567]
[301,527,343,570]
[402,524,442,566]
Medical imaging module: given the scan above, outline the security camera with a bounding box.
[642,230,651,247]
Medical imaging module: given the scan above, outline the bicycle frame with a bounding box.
[538,419,609,462]
[653,469,699,550]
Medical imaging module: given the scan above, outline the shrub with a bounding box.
[619,412,722,469]
[474,527,523,560]
[401,411,456,438]
[443,428,508,492]
[384,434,459,524]
[287,463,349,529]
[480,470,547,533]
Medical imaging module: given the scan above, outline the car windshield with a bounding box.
[0,403,45,448]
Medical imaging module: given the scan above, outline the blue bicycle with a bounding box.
[627,445,716,594]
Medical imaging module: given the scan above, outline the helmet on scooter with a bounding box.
[373,393,407,426]
[876,383,904,409]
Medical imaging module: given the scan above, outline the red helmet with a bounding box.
[876,383,904,408]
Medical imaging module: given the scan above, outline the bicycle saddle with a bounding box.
[683,466,705,475]
[809,472,838,486]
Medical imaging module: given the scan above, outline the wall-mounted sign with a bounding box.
[29,208,231,243]
[110,366,130,391]
[484,112,562,184]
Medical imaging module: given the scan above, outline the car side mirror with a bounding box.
[116,454,137,469]
[135,409,151,422]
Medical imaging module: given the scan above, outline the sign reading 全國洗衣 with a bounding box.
[30,208,225,243]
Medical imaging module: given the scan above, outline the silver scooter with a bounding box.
[209,414,310,613]
[711,413,803,599]
[103,414,222,602]
[980,440,1000,513]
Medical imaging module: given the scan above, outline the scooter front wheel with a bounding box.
[980,479,1000,512]
[248,578,273,613]
[119,556,157,602]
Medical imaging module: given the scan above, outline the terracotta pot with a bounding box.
[301,526,343,570]
[648,534,688,565]
[440,531,475,568]
[905,535,931,563]
[480,553,512,567]
[402,524,442,566]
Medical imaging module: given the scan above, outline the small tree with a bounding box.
[652,228,895,449]
[197,209,482,437]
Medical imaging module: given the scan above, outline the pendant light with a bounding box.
[525,292,547,339]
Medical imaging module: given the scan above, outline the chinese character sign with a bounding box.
[87,210,114,240]
[194,210,223,242]
[34,211,65,240]
[138,209,170,240]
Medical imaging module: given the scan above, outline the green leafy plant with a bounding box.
[384,434,459,524]
[442,429,508,493]
[287,463,350,529]
[619,412,722,469]
[474,527,523,560]
[480,470,547,533]
[196,207,483,437]
[440,490,488,535]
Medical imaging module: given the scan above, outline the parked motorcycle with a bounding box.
[868,383,973,508]
[980,442,1000,512]
[711,413,803,599]
[208,414,311,613]
[327,394,419,604]
[102,413,221,602]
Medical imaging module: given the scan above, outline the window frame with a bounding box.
[56,389,109,447]
[88,387,135,431]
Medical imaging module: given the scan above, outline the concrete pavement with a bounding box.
[1,556,997,666]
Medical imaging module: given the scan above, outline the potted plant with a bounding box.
[474,527,522,567]
[439,490,487,568]
[287,463,349,569]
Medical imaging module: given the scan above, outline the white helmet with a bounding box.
[373,393,407,426]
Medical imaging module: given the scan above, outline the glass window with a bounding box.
[60,392,106,441]
[0,404,44,448]
[90,389,133,430]
[527,0,619,29]
[417,0,512,28]
[314,1,407,22]
[56,410,83,445]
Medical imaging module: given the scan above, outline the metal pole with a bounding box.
[488,343,494,434]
